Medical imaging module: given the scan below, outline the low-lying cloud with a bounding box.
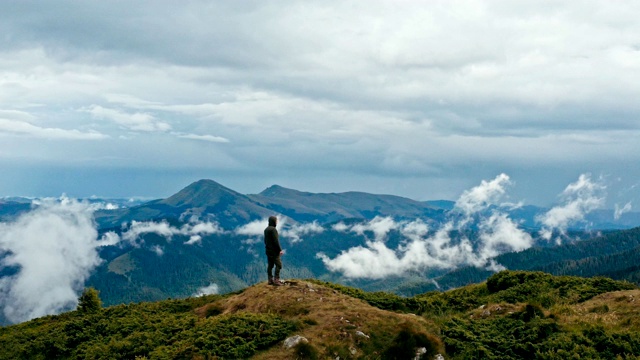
[106,219,224,246]
[0,204,228,323]
[318,174,532,279]
[537,174,606,243]
[319,173,607,279]
[234,217,324,246]
[193,283,219,297]
[0,197,108,323]
[614,202,632,220]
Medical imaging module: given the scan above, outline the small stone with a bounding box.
[434,354,445,360]
[283,335,308,349]
[413,347,427,360]
[355,331,370,339]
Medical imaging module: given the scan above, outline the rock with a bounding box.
[283,335,308,349]
[412,347,427,360]
[434,354,445,360]
[355,331,370,339]
[349,346,357,355]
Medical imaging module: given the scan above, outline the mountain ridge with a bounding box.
[250,183,443,224]
[90,178,640,231]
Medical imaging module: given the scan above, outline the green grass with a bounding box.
[1,271,639,359]
[0,294,296,360]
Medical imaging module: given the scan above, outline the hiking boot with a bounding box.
[273,277,284,286]
[268,278,274,285]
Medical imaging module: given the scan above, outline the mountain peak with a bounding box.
[161,179,243,207]
[259,184,306,197]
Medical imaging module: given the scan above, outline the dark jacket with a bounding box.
[264,217,281,257]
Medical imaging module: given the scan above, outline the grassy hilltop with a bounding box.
[1,271,640,359]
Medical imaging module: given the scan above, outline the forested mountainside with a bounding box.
[4,179,640,328]
[1,271,638,359]
[396,227,640,296]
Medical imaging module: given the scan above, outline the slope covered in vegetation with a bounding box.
[0,271,639,359]
[320,271,640,359]
[396,226,640,296]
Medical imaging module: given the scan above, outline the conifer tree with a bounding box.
[77,287,102,313]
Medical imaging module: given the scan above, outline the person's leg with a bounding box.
[274,256,283,284]
[267,256,275,284]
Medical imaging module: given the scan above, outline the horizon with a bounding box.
[1,174,634,213]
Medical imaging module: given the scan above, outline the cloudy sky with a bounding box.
[1,1,639,206]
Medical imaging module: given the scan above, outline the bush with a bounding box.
[382,322,441,360]
[486,271,550,294]
[293,341,319,360]
[520,303,546,322]
[77,288,102,313]
[204,304,223,317]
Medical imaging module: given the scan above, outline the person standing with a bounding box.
[264,216,284,286]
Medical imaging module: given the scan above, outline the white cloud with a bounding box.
[99,231,121,247]
[86,202,121,211]
[399,219,429,240]
[193,283,219,297]
[185,235,202,245]
[0,118,107,140]
[150,245,164,256]
[614,202,632,220]
[83,105,171,132]
[235,219,267,237]
[121,220,175,244]
[0,197,103,323]
[282,221,324,244]
[120,219,224,245]
[176,133,230,143]
[454,173,511,216]
[537,174,606,243]
[476,213,532,263]
[234,217,322,246]
[350,216,398,242]
[332,222,349,232]
[318,174,533,279]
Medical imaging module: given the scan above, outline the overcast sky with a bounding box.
[0,1,639,207]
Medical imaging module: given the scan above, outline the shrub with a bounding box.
[486,271,550,294]
[293,341,319,360]
[520,303,546,322]
[589,304,609,314]
[382,322,441,360]
[77,288,102,313]
[204,304,223,317]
